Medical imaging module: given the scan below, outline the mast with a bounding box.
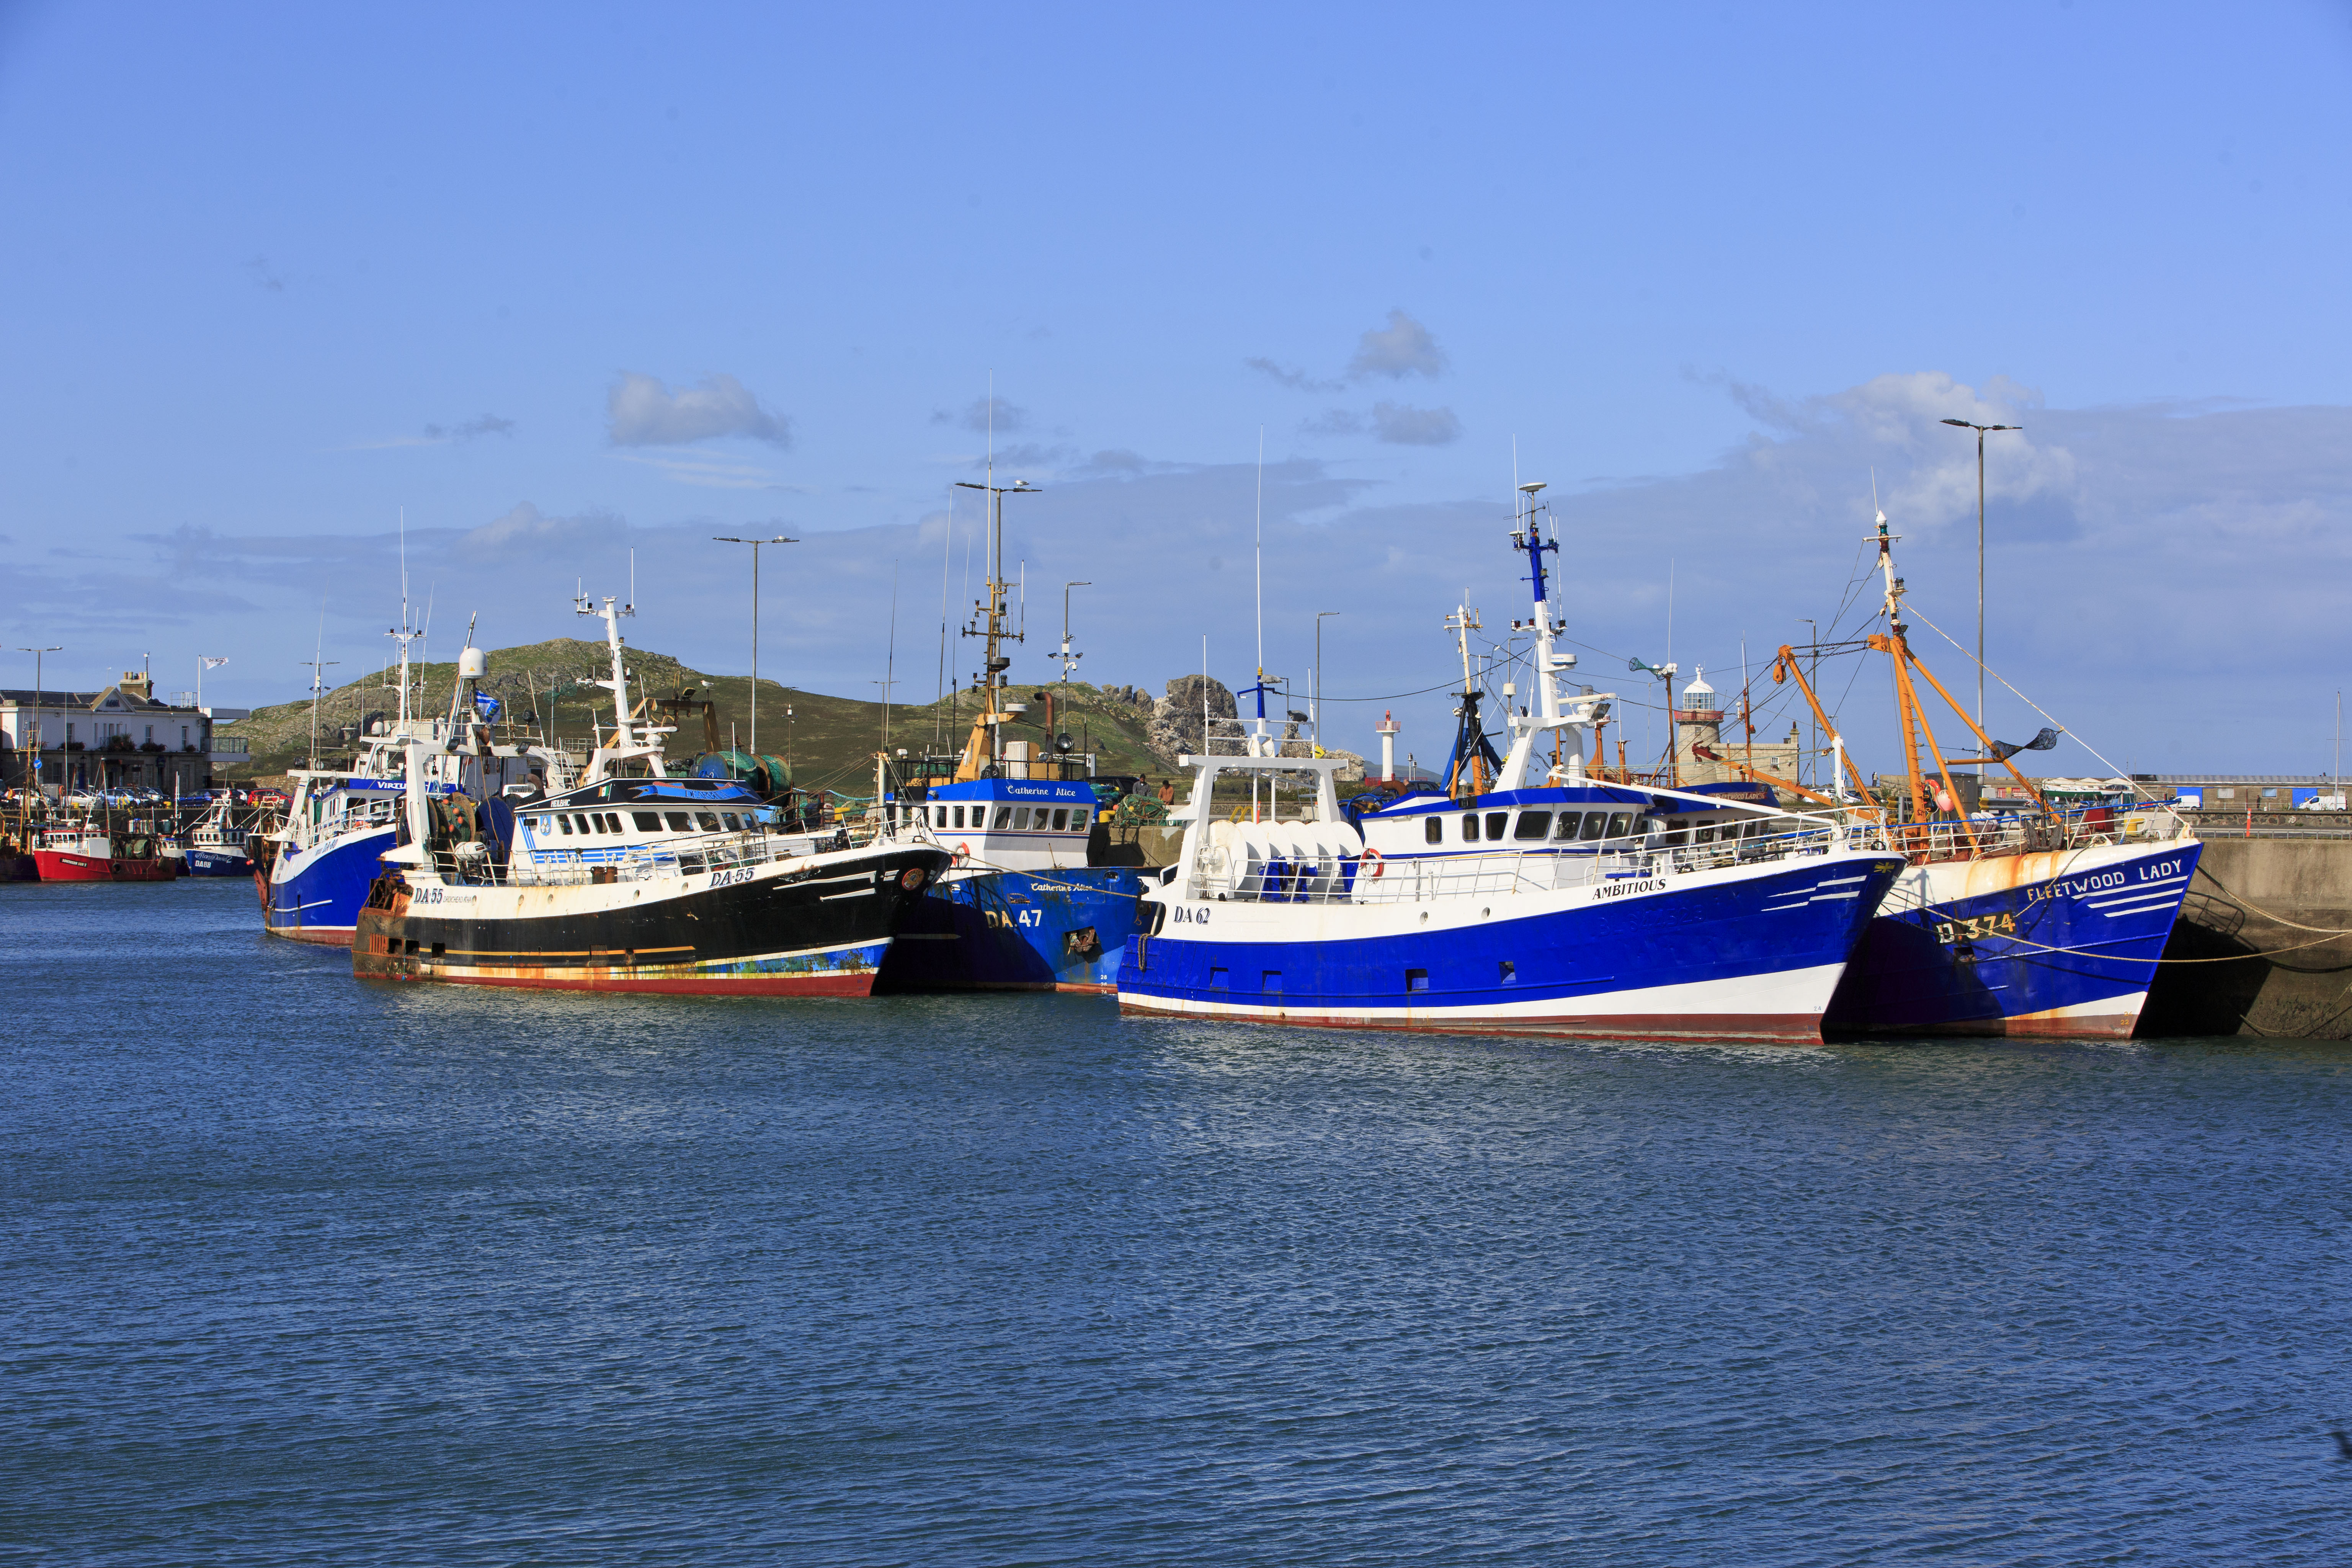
[950,462,1036,779]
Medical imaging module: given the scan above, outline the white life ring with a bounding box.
[1362,846,1385,879]
[953,841,972,865]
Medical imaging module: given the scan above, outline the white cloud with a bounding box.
[613,452,794,490]
[1348,308,1447,380]
[459,501,627,556]
[932,396,1027,434]
[607,371,791,448]
[1246,358,1344,393]
[1370,402,1462,446]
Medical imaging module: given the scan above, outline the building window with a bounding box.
[2217,788,2235,799]
[2263,787,2278,799]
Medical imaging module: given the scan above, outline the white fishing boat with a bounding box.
[1117,485,1905,1042]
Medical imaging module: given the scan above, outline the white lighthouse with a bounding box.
[1374,710,1400,782]
[1673,667,1724,784]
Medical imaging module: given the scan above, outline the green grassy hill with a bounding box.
[219,639,1173,795]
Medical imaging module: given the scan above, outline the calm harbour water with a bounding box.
[5,878,2350,1565]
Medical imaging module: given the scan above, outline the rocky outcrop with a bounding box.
[1148,675,1238,763]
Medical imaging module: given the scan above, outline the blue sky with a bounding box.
[3,3,2350,776]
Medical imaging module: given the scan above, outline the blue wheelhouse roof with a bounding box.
[919,778,1097,805]
[1361,778,1776,818]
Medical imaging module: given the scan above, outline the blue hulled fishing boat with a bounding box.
[1116,485,1904,1042]
[871,467,1147,992]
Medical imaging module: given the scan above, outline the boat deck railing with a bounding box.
[1187,815,1849,906]
[431,828,836,888]
[1882,803,2194,864]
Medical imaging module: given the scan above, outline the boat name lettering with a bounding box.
[1594,878,1664,900]
[1173,905,1210,924]
[709,866,757,890]
[2028,863,2168,904]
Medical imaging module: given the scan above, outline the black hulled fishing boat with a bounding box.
[354,590,947,996]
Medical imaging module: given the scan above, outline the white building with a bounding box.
[0,671,234,798]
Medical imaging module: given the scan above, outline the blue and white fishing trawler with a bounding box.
[869,467,1147,992]
[183,794,256,877]
[1116,485,1906,1042]
[880,773,1143,991]
[256,623,557,945]
[1742,506,2203,1039]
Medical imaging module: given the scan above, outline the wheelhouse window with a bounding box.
[1462,813,1479,842]
[557,815,573,836]
[1425,816,1443,844]
[1011,807,1031,829]
[1513,810,1552,841]
[1052,808,1070,831]
[1581,813,1609,842]
[1553,812,1582,841]
[994,808,1014,829]
[696,812,722,832]
[1070,809,1088,830]
[1608,811,1634,837]
[1484,812,1508,840]
[633,812,662,832]
[665,812,691,832]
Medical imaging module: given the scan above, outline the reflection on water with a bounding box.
[6,879,2349,1565]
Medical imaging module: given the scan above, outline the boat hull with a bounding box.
[1118,852,1905,1043]
[877,866,1150,993]
[1822,839,2202,1040]
[354,844,952,996]
[186,847,255,877]
[30,850,174,882]
[259,824,397,946]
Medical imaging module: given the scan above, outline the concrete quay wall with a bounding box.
[2141,834,2352,1039]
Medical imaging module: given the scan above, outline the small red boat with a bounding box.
[28,826,173,882]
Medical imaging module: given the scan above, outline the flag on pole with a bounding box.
[201,657,229,670]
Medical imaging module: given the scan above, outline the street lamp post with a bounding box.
[712,534,798,755]
[1313,611,1342,750]
[1940,417,2022,767]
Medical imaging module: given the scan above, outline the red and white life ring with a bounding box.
[1361,846,1385,879]
[953,841,972,866]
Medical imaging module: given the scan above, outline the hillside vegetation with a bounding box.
[219,639,1174,794]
